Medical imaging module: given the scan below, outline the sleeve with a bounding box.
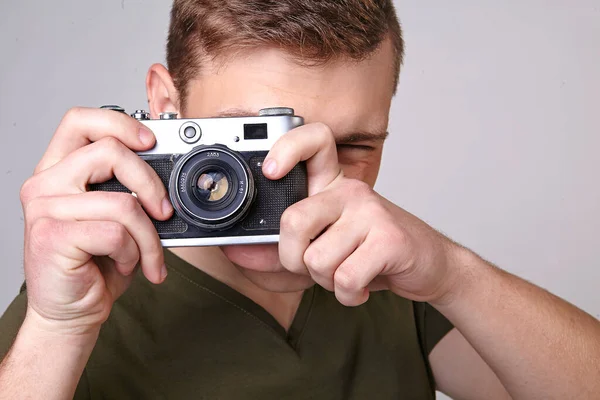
[413,301,454,355]
[413,301,454,392]
[0,283,92,399]
[0,282,28,362]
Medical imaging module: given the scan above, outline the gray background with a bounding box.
[0,1,598,398]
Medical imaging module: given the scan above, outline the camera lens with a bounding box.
[196,171,229,202]
[169,145,255,230]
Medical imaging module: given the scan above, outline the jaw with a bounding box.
[221,244,315,292]
[220,244,282,272]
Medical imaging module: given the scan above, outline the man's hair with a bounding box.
[166,0,404,108]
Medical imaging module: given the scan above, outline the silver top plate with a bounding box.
[138,114,304,155]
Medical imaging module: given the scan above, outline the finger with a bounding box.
[25,192,165,285]
[29,137,172,221]
[30,218,140,277]
[36,107,155,174]
[64,221,140,301]
[333,232,387,307]
[68,221,140,276]
[96,257,137,303]
[279,189,344,275]
[303,216,367,292]
[263,123,342,195]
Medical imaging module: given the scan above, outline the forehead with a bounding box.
[184,39,396,136]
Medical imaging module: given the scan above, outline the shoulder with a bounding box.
[312,287,430,347]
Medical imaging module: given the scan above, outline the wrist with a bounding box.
[429,243,483,309]
[0,309,98,400]
[22,307,101,351]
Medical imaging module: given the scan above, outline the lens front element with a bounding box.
[169,145,256,231]
[196,171,230,202]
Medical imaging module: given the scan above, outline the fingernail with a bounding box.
[138,127,154,146]
[160,264,168,281]
[162,198,173,215]
[263,159,277,176]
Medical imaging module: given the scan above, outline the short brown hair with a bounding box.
[166,0,404,108]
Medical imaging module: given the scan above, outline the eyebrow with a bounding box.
[213,109,254,118]
[335,131,389,144]
[212,108,389,143]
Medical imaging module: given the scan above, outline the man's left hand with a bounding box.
[263,122,460,307]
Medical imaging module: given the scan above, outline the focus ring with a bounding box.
[169,145,256,231]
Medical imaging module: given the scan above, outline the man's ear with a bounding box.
[146,63,180,119]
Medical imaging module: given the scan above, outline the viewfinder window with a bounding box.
[244,124,268,140]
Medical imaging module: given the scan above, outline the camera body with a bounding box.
[90,106,307,247]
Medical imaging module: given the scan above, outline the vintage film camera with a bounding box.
[90,106,308,247]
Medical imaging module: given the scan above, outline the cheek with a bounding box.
[340,158,382,187]
[221,244,282,272]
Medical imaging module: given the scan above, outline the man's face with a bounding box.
[181,39,396,292]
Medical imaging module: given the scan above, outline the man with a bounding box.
[0,0,598,399]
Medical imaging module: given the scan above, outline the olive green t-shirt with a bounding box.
[0,250,453,399]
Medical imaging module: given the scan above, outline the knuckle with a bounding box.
[313,122,336,145]
[19,177,38,205]
[378,224,407,249]
[352,191,387,221]
[314,122,334,138]
[24,196,45,224]
[280,206,310,235]
[334,267,360,292]
[304,246,327,272]
[62,107,86,126]
[104,223,129,248]
[98,136,123,153]
[366,202,389,223]
[113,192,141,215]
[86,136,125,163]
[28,218,60,251]
[303,246,319,269]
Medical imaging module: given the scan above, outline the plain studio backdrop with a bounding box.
[1,1,599,399]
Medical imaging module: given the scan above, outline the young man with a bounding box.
[1,0,599,399]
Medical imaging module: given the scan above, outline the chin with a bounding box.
[221,244,315,293]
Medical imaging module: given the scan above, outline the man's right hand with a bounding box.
[18,107,173,336]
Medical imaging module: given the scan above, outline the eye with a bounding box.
[336,144,376,152]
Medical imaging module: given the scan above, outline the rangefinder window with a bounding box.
[244,123,268,140]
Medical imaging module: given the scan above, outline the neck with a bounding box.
[169,246,304,331]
